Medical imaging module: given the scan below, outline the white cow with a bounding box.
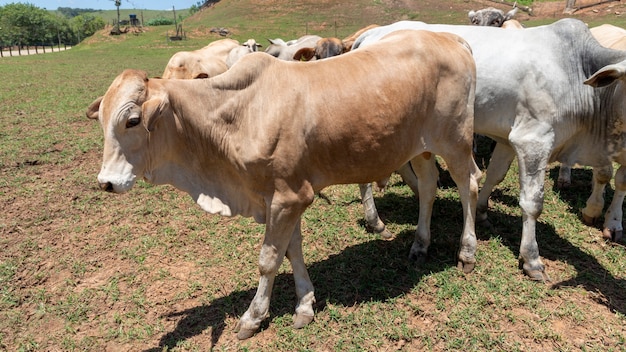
[225,38,263,68]
[353,19,626,281]
[264,35,322,61]
[86,30,480,339]
[468,6,518,27]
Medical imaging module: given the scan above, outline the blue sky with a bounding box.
[0,0,199,10]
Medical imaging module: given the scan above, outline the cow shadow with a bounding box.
[144,172,625,350]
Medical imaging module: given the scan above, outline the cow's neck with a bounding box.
[147,78,267,222]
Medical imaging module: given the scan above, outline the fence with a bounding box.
[0,44,72,57]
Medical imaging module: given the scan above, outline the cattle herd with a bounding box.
[86,6,626,340]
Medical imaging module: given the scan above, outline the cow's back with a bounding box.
[203,30,476,187]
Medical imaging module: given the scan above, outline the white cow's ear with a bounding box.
[143,94,169,132]
[86,96,103,120]
[585,63,626,88]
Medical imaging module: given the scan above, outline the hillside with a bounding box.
[177,0,626,41]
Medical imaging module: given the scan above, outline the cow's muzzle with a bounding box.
[99,182,114,192]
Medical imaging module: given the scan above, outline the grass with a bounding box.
[0,0,625,350]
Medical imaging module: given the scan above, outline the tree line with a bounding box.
[0,3,106,47]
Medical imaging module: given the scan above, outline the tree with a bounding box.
[0,3,105,46]
[0,3,54,46]
[70,14,105,42]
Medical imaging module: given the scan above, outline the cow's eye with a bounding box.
[126,116,141,128]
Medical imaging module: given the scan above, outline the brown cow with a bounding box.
[293,24,379,61]
[86,30,480,339]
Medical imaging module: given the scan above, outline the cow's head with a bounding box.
[86,69,170,193]
[468,7,517,27]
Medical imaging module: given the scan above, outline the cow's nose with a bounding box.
[99,182,114,192]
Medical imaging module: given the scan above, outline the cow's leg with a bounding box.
[557,163,573,189]
[442,150,482,274]
[601,164,624,242]
[359,162,420,239]
[396,161,420,197]
[285,222,316,328]
[408,154,439,264]
[582,164,613,225]
[359,183,391,238]
[236,193,311,340]
[510,126,552,282]
[476,142,516,226]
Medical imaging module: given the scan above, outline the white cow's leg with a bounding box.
[359,162,421,239]
[236,193,310,340]
[359,183,392,238]
[443,150,482,274]
[582,164,613,225]
[477,142,516,226]
[510,127,552,282]
[408,154,439,264]
[602,164,624,242]
[557,163,573,189]
[285,222,316,328]
[397,162,420,197]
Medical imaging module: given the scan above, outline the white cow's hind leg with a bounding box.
[602,164,624,242]
[510,125,552,282]
[408,154,439,264]
[582,165,613,225]
[359,183,391,238]
[477,142,516,226]
[359,162,421,239]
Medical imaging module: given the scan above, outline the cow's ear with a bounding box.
[293,47,316,61]
[585,63,626,88]
[142,94,169,132]
[86,96,103,120]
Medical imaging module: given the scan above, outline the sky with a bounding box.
[0,0,199,10]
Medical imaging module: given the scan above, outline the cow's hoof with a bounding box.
[408,250,427,265]
[602,228,623,242]
[582,213,597,226]
[236,327,257,340]
[525,269,551,282]
[457,260,475,274]
[378,228,393,240]
[293,313,314,329]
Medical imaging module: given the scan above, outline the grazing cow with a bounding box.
[86,30,480,339]
[162,38,240,79]
[264,34,322,61]
[353,19,626,280]
[293,24,379,61]
[225,38,263,68]
[468,6,518,27]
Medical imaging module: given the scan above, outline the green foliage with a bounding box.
[145,16,174,26]
[0,3,104,45]
[56,7,99,18]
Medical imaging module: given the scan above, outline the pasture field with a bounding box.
[1,0,626,350]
